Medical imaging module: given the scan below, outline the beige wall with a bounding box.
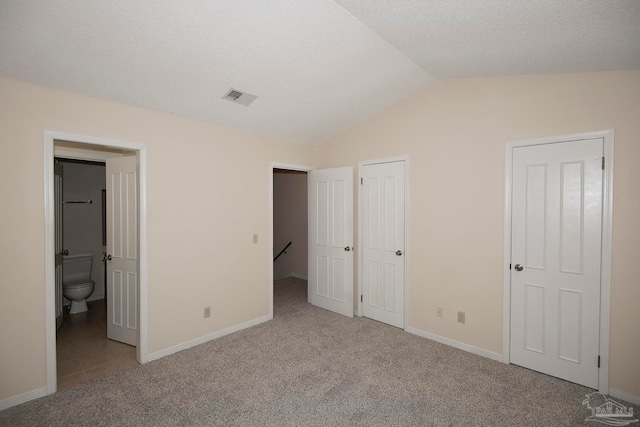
[317,70,640,398]
[273,170,308,280]
[0,77,317,401]
[2,70,639,404]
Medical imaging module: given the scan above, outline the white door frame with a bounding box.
[357,156,409,326]
[44,131,148,394]
[268,162,315,319]
[502,130,614,393]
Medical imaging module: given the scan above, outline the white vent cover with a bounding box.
[222,88,258,106]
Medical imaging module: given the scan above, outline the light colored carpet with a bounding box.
[1,277,637,426]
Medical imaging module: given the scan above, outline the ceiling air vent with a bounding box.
[222,88,257,107]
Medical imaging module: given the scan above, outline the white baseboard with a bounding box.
[290,272,308,281]
[147,314,272,362]
[0,387,47,411]
[405,326,503,362]
[609,388,640,406]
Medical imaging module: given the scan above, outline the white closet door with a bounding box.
[510,139,603,388]
[361,161,405,329]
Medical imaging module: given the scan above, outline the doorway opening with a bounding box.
[269,163,314,318]
[44,132,148,395]
[54,155,138,390]
[271,167,310,317]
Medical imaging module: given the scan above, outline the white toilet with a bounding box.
[62,254,95,314]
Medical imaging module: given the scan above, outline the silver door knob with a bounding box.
[104,254,113,261]
[396,250,403,256]
[344,246,352,252]
[514,264,523,271]
[60,249,69,256]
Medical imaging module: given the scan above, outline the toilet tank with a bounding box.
[62,254,93,284]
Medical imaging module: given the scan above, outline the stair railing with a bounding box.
[274,241,292,262]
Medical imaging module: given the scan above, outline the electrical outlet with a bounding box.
[204,306,211,318]
[252,234,259,244]
[457,311,465,324]
[436,307,443,318]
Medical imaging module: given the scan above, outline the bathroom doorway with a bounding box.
[54,157,138,389]
[45,132,148,394]
[56,158,106,317]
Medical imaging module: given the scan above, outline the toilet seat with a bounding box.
[63,280,95,289]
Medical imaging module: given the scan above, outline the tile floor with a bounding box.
[56,299,137,390]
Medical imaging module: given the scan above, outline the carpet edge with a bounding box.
[405,326,503,362]
[147,313,272,362]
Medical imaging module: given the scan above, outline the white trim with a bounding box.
[147,314,271,362]
[609,388,640,406]
[269,162,315,319]
[0,387,48,411]
[44,131,149,397]
[54,148,125,161]
[406,327,503,362]
[357,156,409,328]
[360,155,410,165]
[44,139,56,394]
[137,147,149,364]
[599,132,614,393]
[502,129,614,394]
[271,162,316,172]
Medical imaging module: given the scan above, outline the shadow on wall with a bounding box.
[273,169,308,281]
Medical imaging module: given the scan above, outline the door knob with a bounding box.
[514,264,523,271]
[60,249,69,256]
[104,254,113,261]
[395,250,403,256]
[344,246,352,252]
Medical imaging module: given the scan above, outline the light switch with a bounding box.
[253,234,258,244]
[457,311,466,324]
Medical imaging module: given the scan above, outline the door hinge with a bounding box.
[602,157,605,170]
[598,355,601,368]
[360,295,363,303]
[360,177,363,185]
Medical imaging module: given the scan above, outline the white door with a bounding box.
[308,167,354,317]
[510,139,603,388]
[106,155,138,346]
[361,161,406,328]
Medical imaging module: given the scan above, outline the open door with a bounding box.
[105,155,138,346]
[308,167,354,317]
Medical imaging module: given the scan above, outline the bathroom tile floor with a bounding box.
[56,299,138,391]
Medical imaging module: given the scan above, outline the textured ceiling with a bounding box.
[335,0,640,78]
[0,1,638,145]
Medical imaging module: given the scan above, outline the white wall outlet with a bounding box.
[204,306,211,318]
[436,307,443,318]
[457,311,465,324]
[252,234,258,244]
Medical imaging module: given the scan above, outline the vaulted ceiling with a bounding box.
[1,1,639,144]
